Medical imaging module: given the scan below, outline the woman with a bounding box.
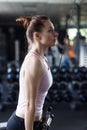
[6,15,58,130]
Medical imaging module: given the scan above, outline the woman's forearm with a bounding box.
[24,106,35,130]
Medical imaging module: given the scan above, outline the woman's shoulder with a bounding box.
[24,52,43,68]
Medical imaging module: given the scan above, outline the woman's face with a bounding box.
[39,20,58,47]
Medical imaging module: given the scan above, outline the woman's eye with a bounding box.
[48,29,53,32]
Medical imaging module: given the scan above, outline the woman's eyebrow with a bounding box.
[48,26,54,30]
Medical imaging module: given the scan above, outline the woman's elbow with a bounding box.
[25,101,35,111]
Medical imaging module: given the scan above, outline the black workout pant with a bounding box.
[6,112,40,130]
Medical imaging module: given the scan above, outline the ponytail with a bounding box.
[16,16,32,29]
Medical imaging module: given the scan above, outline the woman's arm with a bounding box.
[24,56,43,130]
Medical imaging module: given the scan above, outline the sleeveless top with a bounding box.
[16,51,53,117]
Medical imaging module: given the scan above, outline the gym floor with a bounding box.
[0,102,87,130]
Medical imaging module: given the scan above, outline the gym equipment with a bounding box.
[78,66,87,81]
[60,67,72,82]
[38,106,54,130]
[6,63,17,83]
[71,81,80,90]
[51,66,60,82]
[0,61,20,107]
[45,82,62,103]
[59,81,73,102]
[77,90,87,102]
[6,61,20,83]
[71,66,81,81]
[77,82,87,102]
[6,82,19,103]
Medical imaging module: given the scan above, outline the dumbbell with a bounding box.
[15,67,20,81]
[77,82,87,102]
[6,62,18,83]
[11,83,19,101]
[46,82,62,103]
[79,66,87,81]
[80,82,87,90]
[7,83,19,103]
[59,67,72,82]
[59,82,73,102]
[71,66,79,81]
[71,81,80,90]
[38,106,54,130]
[51,66,60,82]
[77,90,87,102]
[6,73,16,83]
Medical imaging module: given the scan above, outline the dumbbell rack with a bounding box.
[0,81,18,112]
[45,66,87,110]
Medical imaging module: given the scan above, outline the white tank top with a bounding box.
[16,51,53,117]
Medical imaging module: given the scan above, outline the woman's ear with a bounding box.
[33,32,41,40]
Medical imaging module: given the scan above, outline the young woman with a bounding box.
[6,15,58,130]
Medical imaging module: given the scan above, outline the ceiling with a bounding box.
[0,0,87,27]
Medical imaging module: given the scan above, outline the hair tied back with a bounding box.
[16,16,32,29]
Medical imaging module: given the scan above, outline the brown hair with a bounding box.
[16,15,49,42]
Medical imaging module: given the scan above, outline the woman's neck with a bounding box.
[31,48,44,58]
[31,45,47,58]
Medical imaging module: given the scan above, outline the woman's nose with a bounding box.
[54,31,58,37]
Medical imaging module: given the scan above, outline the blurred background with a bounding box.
[0,0,87,130]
